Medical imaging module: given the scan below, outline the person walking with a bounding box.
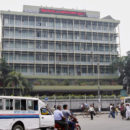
[108,104,113,118]
[120,103,126,119]
[88,104,95,120]
[111,104,116,118]
[115,105,120,116]
[125,104,130,120]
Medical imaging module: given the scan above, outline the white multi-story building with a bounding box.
[0,5,120,79]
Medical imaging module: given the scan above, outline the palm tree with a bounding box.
[0,58,12,95]
[5,71,32,95]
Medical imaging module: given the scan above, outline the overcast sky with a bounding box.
[0,0,129,56]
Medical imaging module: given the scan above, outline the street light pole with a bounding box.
[97,55,100,97]
[97,55,101,112]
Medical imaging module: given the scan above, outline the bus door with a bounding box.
[40,107,54,127]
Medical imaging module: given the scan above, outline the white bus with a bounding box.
[0,96,54,130]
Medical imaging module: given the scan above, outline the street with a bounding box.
[77,114,130,130]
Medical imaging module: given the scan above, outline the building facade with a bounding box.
[0,5,120,79]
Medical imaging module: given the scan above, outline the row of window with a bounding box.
[0,99,38,111]
[3,40,117,51]
[4,15,117,31]
[3,29,117,41]
[9,65,112,74]
[3,53,115,62]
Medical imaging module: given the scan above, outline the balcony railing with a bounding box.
[4,24,116,34]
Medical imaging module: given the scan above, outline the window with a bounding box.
[4,15,9,25]
[29,17,35,26]
[36,31,41,37]
[36,18,41,26]
[49,42,54,49]
[21,66,27,72]
[34,100,38,110]
[62,67,67,74]
[15,16,21,26]
[42,66,48,74]
[49,55,54,61]
[15,99,27,110]
[75,43,80,50]
[0,99,3,110]
[62,20,67,28]
[56,19,61,28]
[22,16,28,26]
[41,108,51,115]
[125,99,130,103]
[21,100,26,110]
[15,100,20,110]
[42,42,48,49]
[36,54,41,61]
[80,21,85,29]
[48,19,54,27]
[74,20,79,29]
[28,100,34,110]
[42,53,48,61]
[6,99,13,110]
[36,66,41,73]
[81,55,86,62]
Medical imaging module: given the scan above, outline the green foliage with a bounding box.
[111,56,130,86]
[40,94,120,99]
[0,58,32,95]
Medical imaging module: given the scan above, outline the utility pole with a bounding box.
[97,55,100,97]
[97,55,101,112]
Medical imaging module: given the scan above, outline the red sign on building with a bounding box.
[40,8,86,17]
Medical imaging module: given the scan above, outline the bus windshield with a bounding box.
[125,98,130,104]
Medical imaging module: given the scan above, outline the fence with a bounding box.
[43,98,120,111]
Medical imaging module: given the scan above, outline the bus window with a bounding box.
[6,99,13,110]
[21,100,26,110]
[34,100,38,110]
[28,100,34,110]
[125,99,130,103]
[0,99,3,110]
[41,108,51,115]
[15,100,20,110]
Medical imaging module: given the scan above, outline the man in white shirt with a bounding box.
[54,105,68,130]
[126,104,130,119]
[88,104,95,120]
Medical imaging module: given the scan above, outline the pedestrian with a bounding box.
[88,104,95,120]
[115,105,119,115]
[111,104,115,118]
[125,104,130,120]
[81,103,85,112]
[120,103,126,119]
[108,104,113,118]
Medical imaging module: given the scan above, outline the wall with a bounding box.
[44,98,120,110]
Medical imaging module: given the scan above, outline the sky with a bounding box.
[0,0,129,56]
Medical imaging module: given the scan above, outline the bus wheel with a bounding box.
[12,124,24,130]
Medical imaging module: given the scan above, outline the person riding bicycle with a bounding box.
[62,104,76,130]
[54,105,68,130]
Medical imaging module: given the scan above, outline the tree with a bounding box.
[5,71,32,95]
[111,56,130,88]
[0,58,12,94]
[0,58,32,95]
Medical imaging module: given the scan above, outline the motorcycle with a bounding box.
[54,117,81,130]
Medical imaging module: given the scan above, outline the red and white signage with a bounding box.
[40,8,86,17]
